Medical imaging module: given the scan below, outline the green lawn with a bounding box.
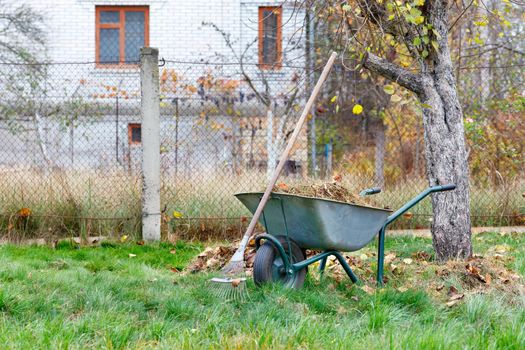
[0,233,524,349]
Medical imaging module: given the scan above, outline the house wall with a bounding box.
[20,0,305,67]
[0,113,307,176]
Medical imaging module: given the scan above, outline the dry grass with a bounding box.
[0,168,523,240]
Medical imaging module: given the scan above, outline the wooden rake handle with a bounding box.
[243,52,338,240]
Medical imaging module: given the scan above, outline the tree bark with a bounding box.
[418,73,472,261]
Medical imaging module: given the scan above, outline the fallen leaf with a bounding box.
[361,285,375,295]
[169,249,176,255]
[446,299,461,307]
[447,285,459,296]
[403,212,413,219]
[384,253,396,264]
[170,266,180,273]
[351,295,359,301]
[413,251,431,261]
[231,279,242,288]
[403,258,413,265]
[391,263,402,275]
[128,253,136,258]
[436,268,450,277]
[397,286,408,292]
[436,284,444,291]
[206,257,220,269]
[120,235,128,243]
[17,207,31,218]
[466,263,480,275]
[332,174,342,182]
[449,293,464,301]
[277,182,288,190]
[136,240,145,246]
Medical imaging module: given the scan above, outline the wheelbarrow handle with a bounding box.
[429,184,456,192]
[359,187,381,196]
[385,183,456,226]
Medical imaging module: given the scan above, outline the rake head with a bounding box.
[209,277,249,302]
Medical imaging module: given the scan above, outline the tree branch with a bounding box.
[363,52,423,94]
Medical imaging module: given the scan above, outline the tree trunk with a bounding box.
[417,24,472,261]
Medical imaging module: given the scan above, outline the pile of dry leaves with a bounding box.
[322,248,523,306]
[185,237,257,274]
[272,176,380,207]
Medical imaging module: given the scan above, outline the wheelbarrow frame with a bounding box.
[251,184,456,286]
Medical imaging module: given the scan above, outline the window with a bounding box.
[258,7,282,69]
[128,123,142,144]
[95,6,149,66]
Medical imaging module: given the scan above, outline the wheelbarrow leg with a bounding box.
[377,226,386,286]
[333,252,359,284]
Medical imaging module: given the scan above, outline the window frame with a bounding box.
[95,6,150,68]
[128,123,142,145]
[258,6,282,70]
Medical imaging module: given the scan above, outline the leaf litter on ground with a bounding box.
[186,235,524,307]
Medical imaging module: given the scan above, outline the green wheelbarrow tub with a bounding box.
[235,192,393,252]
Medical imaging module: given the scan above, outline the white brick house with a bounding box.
[22,0,306,69]
[2,1,309,174]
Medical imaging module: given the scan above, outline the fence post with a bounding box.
[140,47,161,241]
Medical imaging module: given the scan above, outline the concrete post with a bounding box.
[140,47,161,241]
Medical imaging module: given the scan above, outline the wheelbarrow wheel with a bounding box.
[253,236,306,289]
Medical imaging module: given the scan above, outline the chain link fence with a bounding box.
[0,58,523,240]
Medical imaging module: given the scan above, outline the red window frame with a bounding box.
[258,7,282,70]
[128,123,142,145]
[95,6,150,68]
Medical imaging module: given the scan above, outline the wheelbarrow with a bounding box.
[235,184,456,288]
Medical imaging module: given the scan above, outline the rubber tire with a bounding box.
[253,236,306,289]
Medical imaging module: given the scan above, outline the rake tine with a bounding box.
[209,277,249,302]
